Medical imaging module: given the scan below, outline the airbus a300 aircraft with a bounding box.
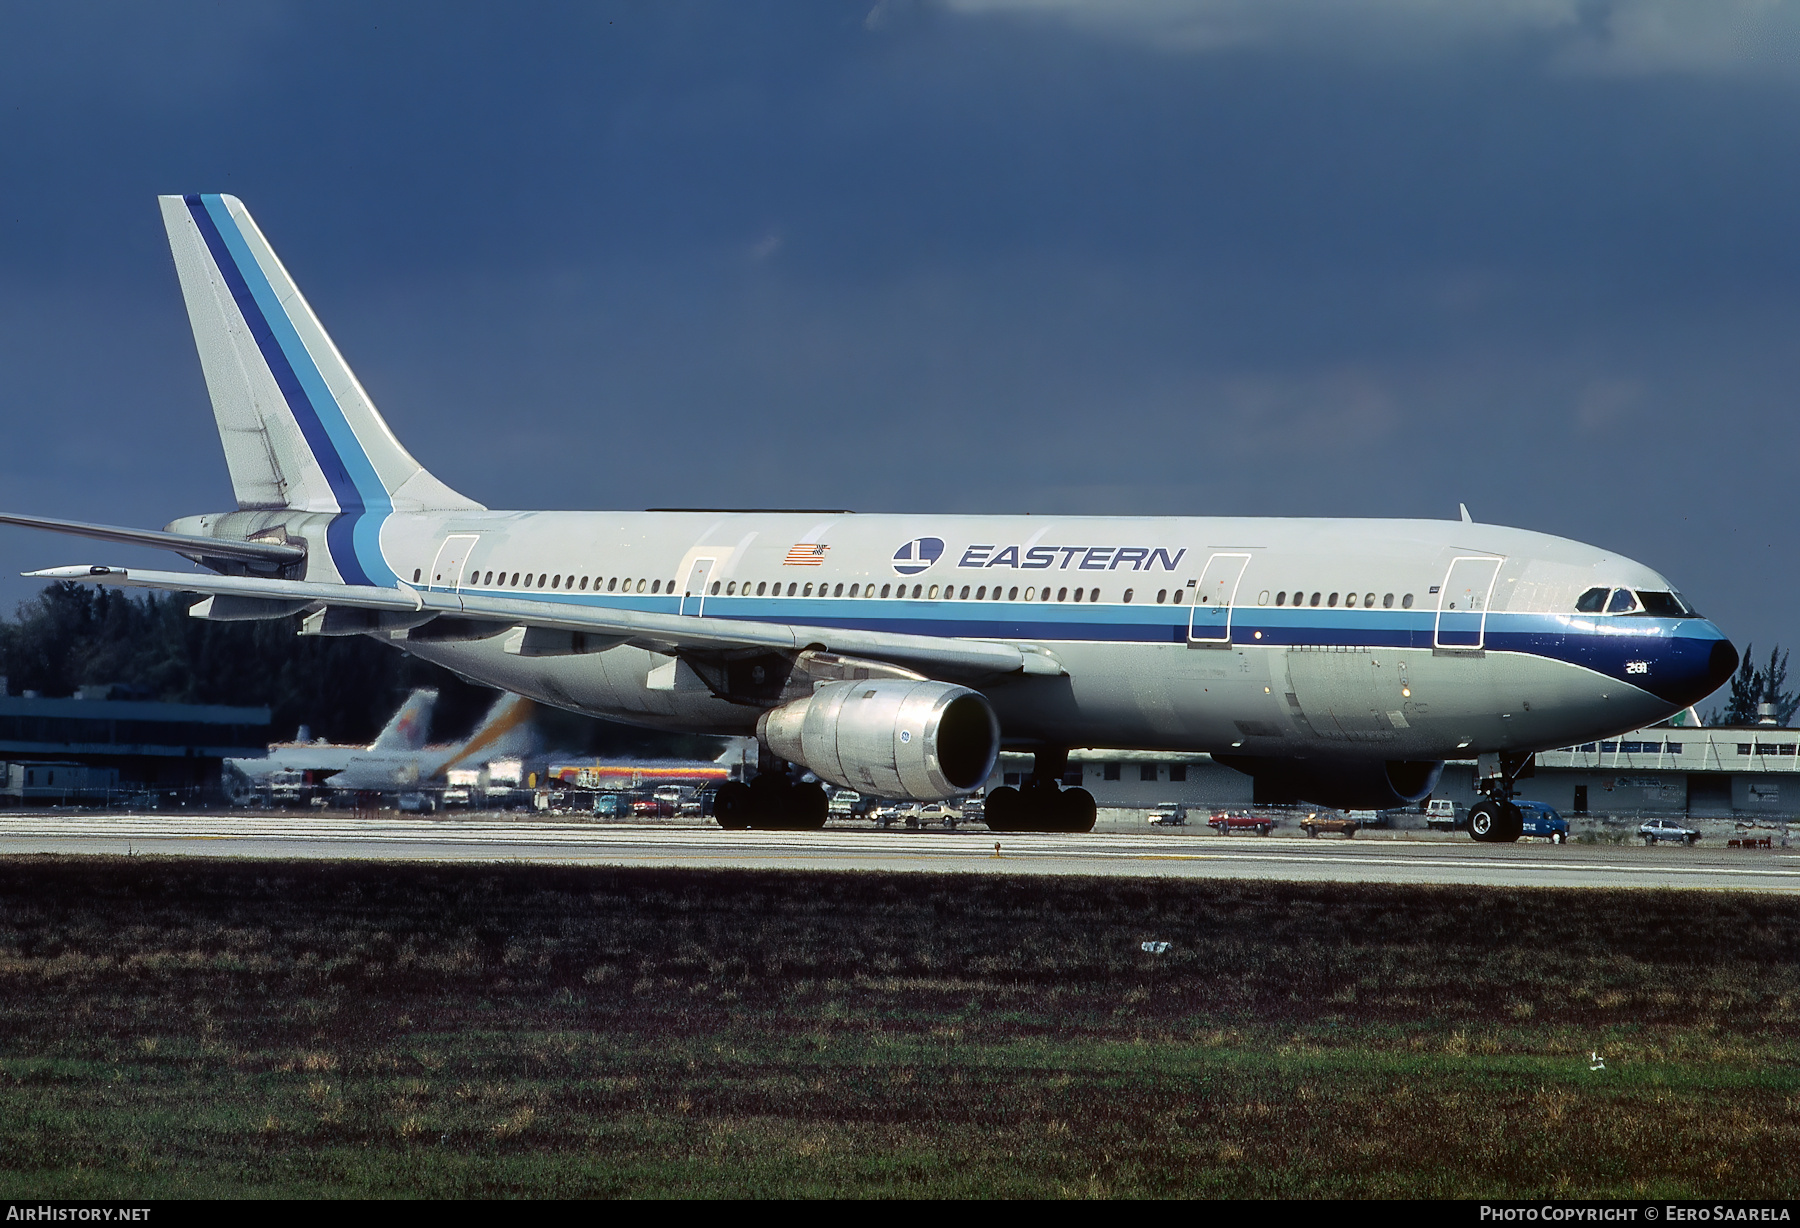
[1,195,1740,839]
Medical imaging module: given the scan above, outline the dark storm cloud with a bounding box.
[0,0,1795,665]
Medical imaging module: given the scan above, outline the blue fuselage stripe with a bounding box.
[456,584,1721,695]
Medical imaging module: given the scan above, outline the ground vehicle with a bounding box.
[828,789,862,817]
[1209,810,1274,836]
[1300,812,1359,838]
[592,792,622,817]
[1424,799,1464,831]
[1347,809,1381,828]
[1640,817,1700,845]
[1147,803,1188,826]
[874,803,912,827]
[652,785,684,809]
[1516,800,1569,843]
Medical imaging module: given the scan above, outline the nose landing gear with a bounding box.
[1468,751,1532,843]
[983,749,1097,833]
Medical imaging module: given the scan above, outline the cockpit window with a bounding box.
[1606,588,1639,614]
[1636,590,1699,618]
[1575,587,1608,613]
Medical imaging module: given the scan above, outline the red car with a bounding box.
[1208,810,1274,836]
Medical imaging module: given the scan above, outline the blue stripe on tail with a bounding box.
[183,195,395,586]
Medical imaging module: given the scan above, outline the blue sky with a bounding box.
[2,0,1798,679]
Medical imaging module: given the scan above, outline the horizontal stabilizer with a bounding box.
[0,512,304,564]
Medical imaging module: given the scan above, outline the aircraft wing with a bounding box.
[27,565,1062,680]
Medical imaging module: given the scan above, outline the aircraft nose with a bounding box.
[1642,627,1737,709]
[1708,638,1740,693]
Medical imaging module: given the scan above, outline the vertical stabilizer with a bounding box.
[370,688,439,752]
[159,194,482,584]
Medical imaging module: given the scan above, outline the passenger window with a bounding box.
[1364,592,1375,607]
[976,586,986,600]
[1058,587,1068,602]
[880,584,891,598]
[1310,592,1321,607]
[960,586,970,599]
[1345,593,1357,608]
[1008,587,1018,600]
[1275,591,1286,606]
[1328,592,1339,607]
[1575,587,1609,613]
[709,581,720,595]
[803,583,813,597]
[929,585,940,599]
[756,582,767,596]
[1257,590,1268,606]
[1123,589,1134,603]
[1156,590,1167,604]
[1402,594,1413,608]
[1172,589,1183,604]
[1607,588,1638,614]
[834,584,844,597]
[849,583,859,597]
[412,568,421,582]
[1382,593,1393,608]
[605,577,615,591]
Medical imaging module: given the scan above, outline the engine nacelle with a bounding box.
[1212,755,1445,811]
[756,679,1000,801]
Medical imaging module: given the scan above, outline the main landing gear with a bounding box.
[983,749,1097,833]
[714,750,827,831]
[1467,751,1533,843]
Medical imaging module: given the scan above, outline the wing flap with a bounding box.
[27,565,1037,679]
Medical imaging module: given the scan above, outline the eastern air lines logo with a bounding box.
[892,537,944,576]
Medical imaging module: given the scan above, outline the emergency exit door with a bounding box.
[680,557,716,616]
[1188,552,1252,645]
[427,534,479,592]
[1434,555,1504,649]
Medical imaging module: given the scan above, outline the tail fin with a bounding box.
[439,693,537,771]
[370,688,438,752]
[159,194,482,583]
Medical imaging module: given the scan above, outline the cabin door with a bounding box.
[1434,556,1504,649]
[427,534,480,593]
[1188,552,1252,645]
[680,557,716,616]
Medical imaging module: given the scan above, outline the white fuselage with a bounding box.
[198,506,1733,761]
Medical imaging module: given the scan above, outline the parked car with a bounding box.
[1640,817,1700,846]
[591,792,622,817]
[1516,800,1569,843]
[1347,809,1382,829]
[1424,799,1464,831]
[1208,810,1274,836]
[828,789,862,817]
[1300,812,1359,838]
[1147,802,1188,826]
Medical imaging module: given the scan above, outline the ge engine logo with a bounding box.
[892,537,944,576]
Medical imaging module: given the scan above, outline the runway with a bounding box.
[1,813,1797,891]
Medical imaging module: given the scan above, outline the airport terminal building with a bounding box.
[0,688,270,804]
[1000,725,1800,820]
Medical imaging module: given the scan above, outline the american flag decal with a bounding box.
[784,543,829,566]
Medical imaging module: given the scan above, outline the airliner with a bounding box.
[0,195,1739,840]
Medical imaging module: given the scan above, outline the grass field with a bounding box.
[1,856,1797,1198]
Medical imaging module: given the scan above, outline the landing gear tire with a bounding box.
[1470,799,1524,843]
[714,781,755,830]
[1470,800,1500,842]
[1056,787,1097,833]
[983,786,1023,832]
[791,781,829,830]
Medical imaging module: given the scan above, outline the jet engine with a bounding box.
[1212,755,1445,811]
[756,679,1000,801]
